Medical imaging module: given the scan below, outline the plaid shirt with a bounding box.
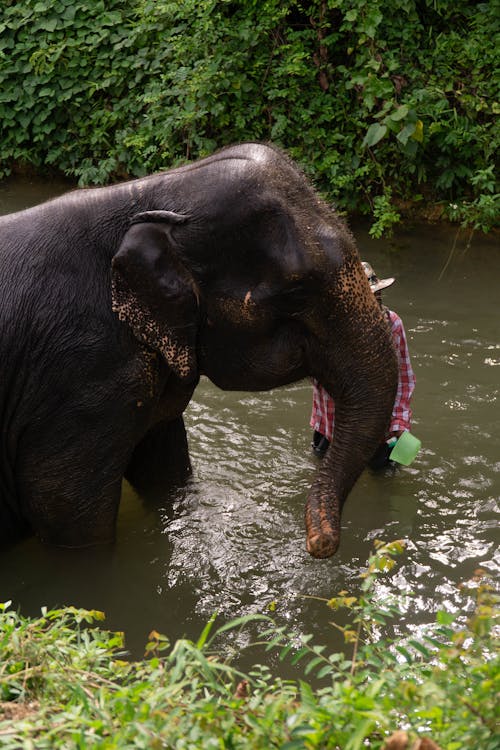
[310,309,415,441]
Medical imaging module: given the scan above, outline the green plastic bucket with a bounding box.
[389,430,421,466]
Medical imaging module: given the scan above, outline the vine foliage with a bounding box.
[0,0,498,233]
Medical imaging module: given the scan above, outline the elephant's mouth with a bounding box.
[198,327,308,392]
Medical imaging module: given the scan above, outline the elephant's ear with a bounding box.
[111,210,199,382]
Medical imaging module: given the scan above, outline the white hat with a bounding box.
[361,261,395,293]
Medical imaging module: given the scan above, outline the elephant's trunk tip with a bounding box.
[305,494,340,559]
[306,531,339,559]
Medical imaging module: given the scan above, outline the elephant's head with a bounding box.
[111,143,398,558]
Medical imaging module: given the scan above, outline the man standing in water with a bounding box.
[310,261,416,469]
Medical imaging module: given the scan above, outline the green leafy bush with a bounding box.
[0,1,498,233]
[1,542,498,749]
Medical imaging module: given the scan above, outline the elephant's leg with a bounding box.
[0,476,30,545]
[16,426,126,548]
[125,416,192,495]
[19,466,123,548]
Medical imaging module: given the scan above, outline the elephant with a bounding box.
[0,143,397,558]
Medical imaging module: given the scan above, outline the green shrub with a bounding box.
[1,541,498,749]
[0,1,498,233]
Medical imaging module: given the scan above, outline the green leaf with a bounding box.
[395,646,413,663]
[345,717,376,750]
[408,639,432,658]
[396,122,417,145]
[412,119,424,142]
[213,613,272,637]
[196,612,217,649]
[291,647,312,665]
[316,664,334,679]
[299,679,316,706]
[38,18,58,32]
[304,656,326,675]
[389,105,409,121]
[437,610,456,626]
[362,123,387,148]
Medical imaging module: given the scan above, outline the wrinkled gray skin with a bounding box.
[0,143,397,558]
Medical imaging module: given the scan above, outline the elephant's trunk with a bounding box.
[305,397,394,559]
[305,281,399,558]
[305,416,358,558]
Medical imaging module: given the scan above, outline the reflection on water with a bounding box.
[0,178,498,664]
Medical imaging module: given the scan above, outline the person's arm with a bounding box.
[310,379,335,441]
[388,312,415,437]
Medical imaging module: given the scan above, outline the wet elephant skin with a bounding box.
[0,143,397,556]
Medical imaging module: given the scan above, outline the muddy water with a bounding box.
[1,176,498,666]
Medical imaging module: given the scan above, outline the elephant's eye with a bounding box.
[262,275,319,318]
